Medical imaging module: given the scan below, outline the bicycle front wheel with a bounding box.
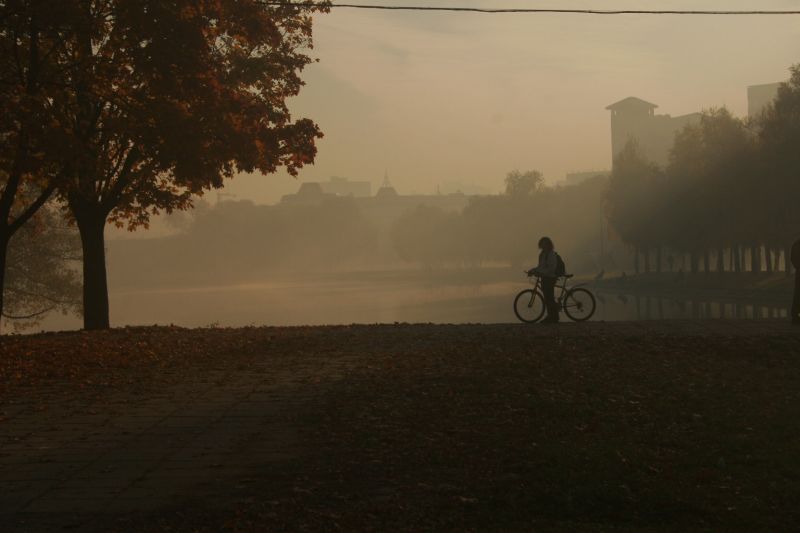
[514,289,546,323]
[563,288,596,322]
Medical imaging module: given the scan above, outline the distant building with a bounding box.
[280,172,469,214]
[748,82,782,118]
[280,182,330,205]
[606,97,700,166]
[565,170,610,186]
[297,182,324,196]
[281,177,372,205]
[374,171,399,200]
[321,176,372,197]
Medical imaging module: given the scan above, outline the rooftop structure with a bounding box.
[607,96,700,166]
[606,97,659,115]
[375,171,398,199]
[321,176,372,198]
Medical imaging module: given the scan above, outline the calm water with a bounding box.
[36,274,791,332]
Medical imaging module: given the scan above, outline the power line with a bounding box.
[260,2,800,15]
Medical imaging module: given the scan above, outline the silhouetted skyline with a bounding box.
[220,0,800,204]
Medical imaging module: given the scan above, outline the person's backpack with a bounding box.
[555,253,566,277]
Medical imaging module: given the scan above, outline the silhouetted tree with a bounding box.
[759,64,800,274]
[0,2,67,330]
[504,170,544,198]
[667,108,756,274]
[606,141,664,274]
[3,204,81,331]
[12,0,328,329]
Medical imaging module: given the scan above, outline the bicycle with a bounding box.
[513,272,597,323]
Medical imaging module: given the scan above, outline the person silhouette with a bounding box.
[528,236,560,323]
[792,238,800,325]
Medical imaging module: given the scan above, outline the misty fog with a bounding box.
[5,0,800,332]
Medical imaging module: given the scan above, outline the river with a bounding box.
[33,273,792,332]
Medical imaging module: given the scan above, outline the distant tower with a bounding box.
[606,96,699,166]
[606,97,659,163]
[376,169,398,198]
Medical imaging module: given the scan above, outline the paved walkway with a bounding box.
[2,320,799,531]
[1,345,365,532]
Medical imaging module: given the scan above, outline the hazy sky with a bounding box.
[223,0,800,203]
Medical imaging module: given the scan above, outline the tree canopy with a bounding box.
[504,170,544,198]
[605,65,800,276]
[1,0,330,329]
[2,205,81,332]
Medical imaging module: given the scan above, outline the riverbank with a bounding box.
[3,322,800,531]
[31,268,796,333]
[594,271,794,298]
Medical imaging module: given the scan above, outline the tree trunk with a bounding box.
[765,248,774,274]
[690,251,698,274]
[656,246,662,274]
[0,235,7,334]
[634,248,640,275]
[750,245,760,274]
[76,211,109,330]
[735,246,742,273]
[703,249,711,275]
[787,244,794,277]
[717,248,725,274]
[643,248,651,274]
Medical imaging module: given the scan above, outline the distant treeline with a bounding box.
[110,198,378,286]
[606,66,800,276]
[390,172,622,273]
[110,174,625,287]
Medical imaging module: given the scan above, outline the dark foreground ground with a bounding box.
[1,321,800,532]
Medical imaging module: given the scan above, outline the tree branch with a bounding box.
[8,183,56,235]
[4,285,77,306]
[103,145,139,211]
[0,133,27,227]
[2,306,56,320]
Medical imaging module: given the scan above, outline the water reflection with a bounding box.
[595,290,790,321]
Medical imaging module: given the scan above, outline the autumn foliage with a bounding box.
[1,0,329,330]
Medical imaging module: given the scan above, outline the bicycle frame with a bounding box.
[527,275,583,304]
[516,272,597,323]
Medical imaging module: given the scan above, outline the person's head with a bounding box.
[538,236,554,251]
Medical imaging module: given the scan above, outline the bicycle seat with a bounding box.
[563,274,574,279]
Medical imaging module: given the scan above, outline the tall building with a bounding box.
[606,97,700,166]
[747,82,782,118]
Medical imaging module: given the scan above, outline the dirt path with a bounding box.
[2,321,800,531]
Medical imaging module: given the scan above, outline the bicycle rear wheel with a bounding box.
[563,288,596,322]
[514,289,546,323]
